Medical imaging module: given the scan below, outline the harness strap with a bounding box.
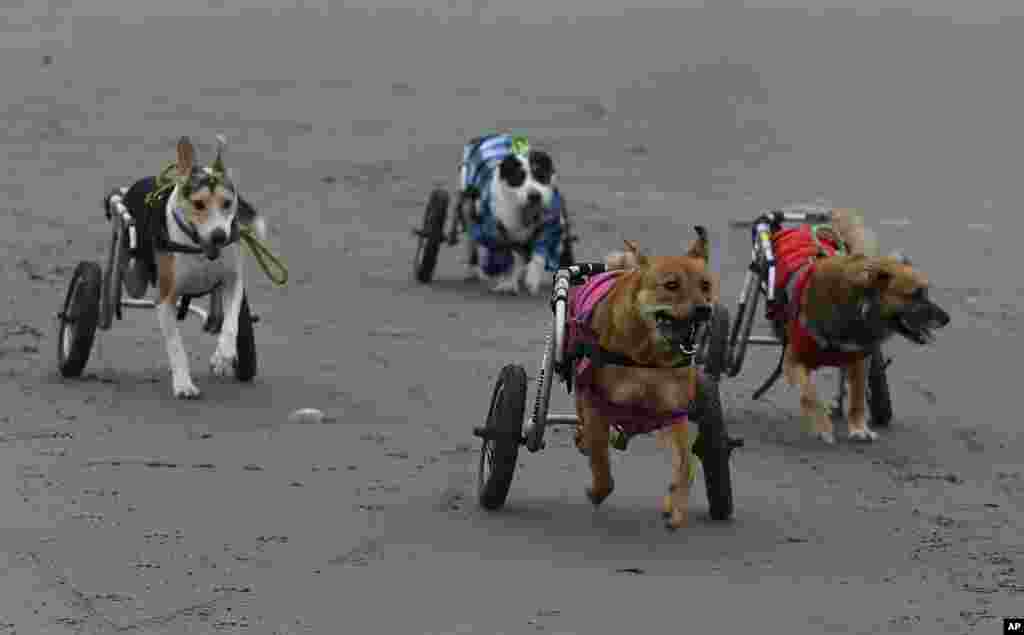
[582,381,690,431]
[785,261,868,354]
[569,331,695,371]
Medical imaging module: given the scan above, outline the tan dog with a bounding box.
[778,209,950,443]
[568,228,715,530]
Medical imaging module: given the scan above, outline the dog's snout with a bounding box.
[210,228,228,247]
[526,190,542,206]
[693,303,713,323]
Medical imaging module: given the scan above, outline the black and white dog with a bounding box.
[460,134,564,296]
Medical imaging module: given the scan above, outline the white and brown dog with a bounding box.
[458,134,565,296]
[116,135,266,399]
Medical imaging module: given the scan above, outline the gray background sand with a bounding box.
[2,2,1022,633]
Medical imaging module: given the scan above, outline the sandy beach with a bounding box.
[2,2,1022,633]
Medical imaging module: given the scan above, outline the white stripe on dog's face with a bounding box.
[186,177,236,246]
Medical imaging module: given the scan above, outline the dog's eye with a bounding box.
[529,151,554,185]
[222,199,234,210]
[664,280,680,291]
[499,156,526,188]
[192,200,206,211]
[700,279,712,295]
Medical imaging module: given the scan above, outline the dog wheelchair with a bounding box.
[55,186,258,381]
[411,184,579,284]
[726,207,893,426]
[471,262,744,521]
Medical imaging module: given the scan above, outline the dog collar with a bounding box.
[173,206,203,246]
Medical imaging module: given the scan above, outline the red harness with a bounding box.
[770,225,866,370]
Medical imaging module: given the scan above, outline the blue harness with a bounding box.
[460,134,563,276]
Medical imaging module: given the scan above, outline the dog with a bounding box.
[771,208,950,443]
[114,135,266,399]
[562,227,715,530]
[457,134,564,296]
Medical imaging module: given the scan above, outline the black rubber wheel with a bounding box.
[728,272,762,377]
[413,189,449,284]
[100,223,126,329]
[699,303,731,380]
[558,240,576,268]
[867,348,892,428]
[234,293,257,382]
[477,364,527,511]
[691,373,735,521]
[56,261,102,379]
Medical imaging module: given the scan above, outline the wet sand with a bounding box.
[2,3,1023,633]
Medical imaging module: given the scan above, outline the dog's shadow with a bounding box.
[408,276,553,309]
[430,491,791,568]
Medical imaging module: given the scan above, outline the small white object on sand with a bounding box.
[288,408,325,424]
[879,218,912,227]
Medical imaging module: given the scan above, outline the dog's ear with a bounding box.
[623,239,650,268]
[176,136,195,177]
[686,225,710,263]
[211,133,228,176]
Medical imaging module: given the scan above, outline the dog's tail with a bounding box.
[831,208,879,257]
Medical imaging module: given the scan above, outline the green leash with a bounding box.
[144,161,288,286]
[240,224,288,286]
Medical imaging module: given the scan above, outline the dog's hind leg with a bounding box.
[210,248,243,378]
[203,286,225,334]
[784,347,834,444]
[157,254,200,399]
[845,357,878,442]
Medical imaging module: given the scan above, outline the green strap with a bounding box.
[810,224,848,256]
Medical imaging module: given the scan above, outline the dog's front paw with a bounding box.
[203,312,224,335]
[661,483,691,530]
[210,346,237,378]
[665,506,688,531]
[491,278,520,295]
[172,377,202,400]
[524,268,543,296]
[815,430,837,445]
[848,426,879,443]
[585,478,614,506]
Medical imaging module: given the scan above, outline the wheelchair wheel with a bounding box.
[699,303,730,381]
[99,222,126,329]
[728,272,761,377]
[558,238,576,268]
[692,373,738,521]
[476,364,527,511]
[234,293,257,382]
[867,348,892,428]
[413,188,449,284]
[56,261,103,378]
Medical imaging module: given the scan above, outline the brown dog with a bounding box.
[566,227,715,529]
[777,209,950,443]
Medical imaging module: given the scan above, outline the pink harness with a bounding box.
[565,271,690,437]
